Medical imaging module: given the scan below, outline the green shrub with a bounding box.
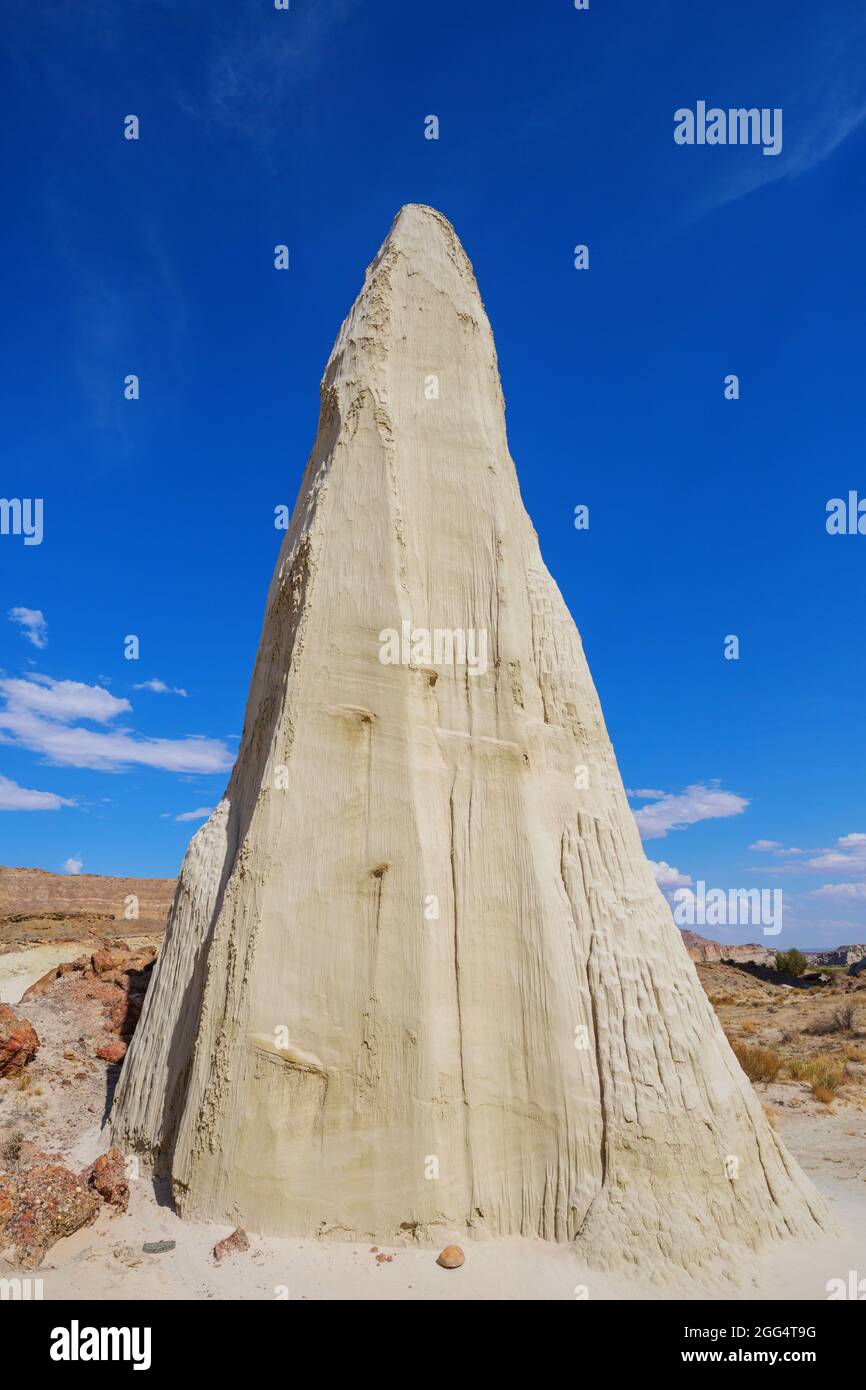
[775,948,808,977]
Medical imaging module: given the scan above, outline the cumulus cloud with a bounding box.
[8,607,47,649]
[174,806,213,822]
[62,856,83,874]
[0,674,129,724]
[133,678,188,697]
[648,859,692,889]
[0,774,73,811]
[632,783,749,841]
[0,673,233,774]
[749,839,781,851]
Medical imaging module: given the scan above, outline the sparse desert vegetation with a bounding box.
[702,959,866,1112]
[731,1042,783,1083]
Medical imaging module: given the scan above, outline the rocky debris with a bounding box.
[142,1239,175,1254]
[22,943,155,1005]
[0,1163,99,1266]
[436,1244,465,1269]
[109,991,144,1037]
[212,1226,250,1263]
[0,1003,39,1077]
[375,1252,393,1264]
[83,1147,129,1213]
[19,944,155,1060]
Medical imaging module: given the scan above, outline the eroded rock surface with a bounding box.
[110,205,834,1273]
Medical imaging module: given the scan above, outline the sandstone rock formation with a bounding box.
[679,930,776,967]
[111,205,833,1271]
[0,865,174,924]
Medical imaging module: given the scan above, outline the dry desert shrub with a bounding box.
[0,1129,24,1166]
[732,1042,782,1084]
[787,1053,847,1098]
[739,1020,759,1036]
[807,1004,859,1036]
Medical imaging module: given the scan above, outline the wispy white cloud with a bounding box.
[691,18,866,218]
[749,839,781,852]
[0,673,233,774]
[626,787,666,800]
[175,0,359,146]
[632,782,749,841]
[134,678,188,697]
[754,833,866,876]
[62,855,83,874]
[8,607,47,649]
[0,774,73,812]
[811,882,866,900]
[174,806,214,822]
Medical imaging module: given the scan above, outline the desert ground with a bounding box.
[2,876,865,1300]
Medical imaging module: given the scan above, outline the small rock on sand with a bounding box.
[212,1226,250,1263]
[436,1244,465,1269]
[0,1003,39,1077]
[84,1147,130,1213]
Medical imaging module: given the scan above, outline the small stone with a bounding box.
[213,1226,250,1263]
[375,1252,393,1263]
[112,1243,142,1268]
[436,1244,464,1269]
[142,1239,176,1254]
[96,1039,128,1064]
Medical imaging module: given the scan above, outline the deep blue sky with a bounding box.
[2,0,865,946]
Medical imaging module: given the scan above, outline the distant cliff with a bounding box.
[0,865,175,924]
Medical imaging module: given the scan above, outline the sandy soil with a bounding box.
[0,944,95,1005]
[2,947,865,1301]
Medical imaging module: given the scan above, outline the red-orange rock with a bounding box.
[212,1226,250,1262]
[92,947,130,975]
[83,1148,129,1213]
[109,992,144,1036]
[96,1039,128,1064]
[0,1004,39,1077]
[0,1173,15,1235]
[20,966,61,1001]
[0,1164,99,1266]
[436,1244,465,1269]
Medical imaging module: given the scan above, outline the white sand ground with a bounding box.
[3,943,864,1299]
[22,1112,864,1302]
[0,944,91,1004]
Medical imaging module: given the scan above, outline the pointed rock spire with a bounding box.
[112,206,831,1271]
